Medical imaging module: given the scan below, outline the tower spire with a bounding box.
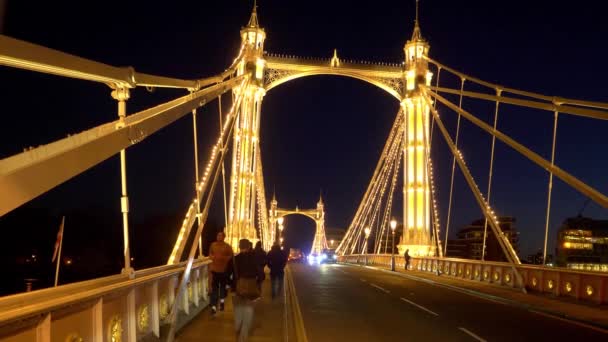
[411,0,423,41]
[247,0,259,27]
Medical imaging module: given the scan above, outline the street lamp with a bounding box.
[390,219,397,271]
[364,227,371,265]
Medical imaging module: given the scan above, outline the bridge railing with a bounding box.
[340,255,608,304]
[0,259,210,342]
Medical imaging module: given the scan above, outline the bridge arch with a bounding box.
[264,68,404,101]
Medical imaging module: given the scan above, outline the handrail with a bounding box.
[0,259,209,325]
[0,34,234,90]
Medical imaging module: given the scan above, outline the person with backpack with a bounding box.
[233,239,263,341]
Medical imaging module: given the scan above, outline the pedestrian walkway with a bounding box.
[354,262,608,330]
[176,270,286,341]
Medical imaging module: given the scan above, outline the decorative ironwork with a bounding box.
[264,68,297,88]
[137,304,149,332]
[108,316,122,342]
[159,294,169,320]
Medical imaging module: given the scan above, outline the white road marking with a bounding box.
[400,297,439,317]
[370,283,390,294]
[359,278,367,283]
[458,327,487,342]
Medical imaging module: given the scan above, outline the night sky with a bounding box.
[1,0,607,265]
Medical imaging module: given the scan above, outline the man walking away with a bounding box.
[266,243,288,299]
[253,241,267,290]
[404,249,411,271]
[233,239,263,342]
[209,231,233,315]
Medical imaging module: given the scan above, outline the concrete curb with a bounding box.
[344,263,608,333]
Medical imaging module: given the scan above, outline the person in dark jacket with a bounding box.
[253,241,267,289]
[233,239,263,342]
[404,249,411,270]
[266,243,288,299]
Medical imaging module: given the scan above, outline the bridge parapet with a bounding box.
[340,255,608,305]
[0,259,210,342]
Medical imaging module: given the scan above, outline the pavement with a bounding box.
[176,270,286,342]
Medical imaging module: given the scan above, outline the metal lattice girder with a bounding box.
[0,76,246,217]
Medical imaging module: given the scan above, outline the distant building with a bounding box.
[555,216,608,272]
[446,217,519,262]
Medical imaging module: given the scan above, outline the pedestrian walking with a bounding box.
[266,243,288,299]
[209,231,234,315]
[253,241,267,290]
[404,249,411,270]
[233,239,264,342]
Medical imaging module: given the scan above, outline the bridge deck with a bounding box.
[288,262,607,341]
[357,262,608,330]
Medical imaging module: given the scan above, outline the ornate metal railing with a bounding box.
[0,259,210,341]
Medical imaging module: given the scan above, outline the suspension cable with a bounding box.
[430,66,441,144]
[424,87,608,209]
[481,88,502,261]
[543,110,559,263]
[425,56,608,110]
[444,77,466,256]
[219,94,229,229]
[422,91,524,293]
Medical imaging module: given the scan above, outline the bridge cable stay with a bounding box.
[336,110,404,256]
[376,143,402,254]
[481,88,502,261]
[422,103,443,258]
[166,86,243,341]
[0,34,241,91]
[337,112,402,255]
[429,66,441,145]
[443,78,466,256]
[370,128,404,254]
[424,88,608,208]
[254,148,272,251]
[421,92,526,291]
[0,75,244,218]
[219,94,230,230]
[424,56,608,111]
[366,136,401,256]
[340,112,403,255]
[168,78,249,264]
[542,110,559,263]
[191,104,203,258]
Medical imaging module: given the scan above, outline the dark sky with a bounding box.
[1,0,607,257]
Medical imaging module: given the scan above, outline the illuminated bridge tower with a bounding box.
[398,12,435,257]
[226,5,267,249]
[310,195,328,255]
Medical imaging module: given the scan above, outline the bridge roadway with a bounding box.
[289,263,607,341]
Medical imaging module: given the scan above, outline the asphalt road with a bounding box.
[288,262,608,342]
